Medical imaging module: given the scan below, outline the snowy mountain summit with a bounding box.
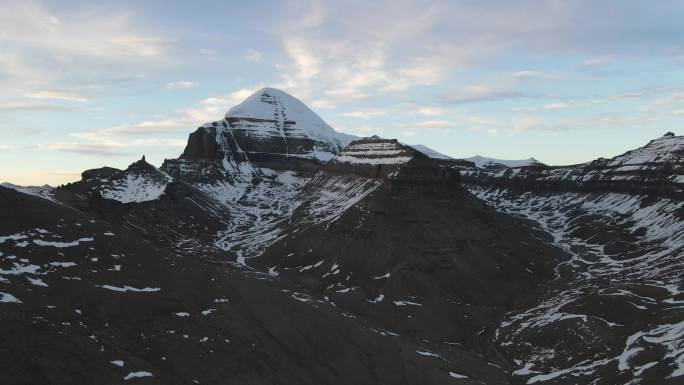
[163,88,355,180]
[225,87,353,151]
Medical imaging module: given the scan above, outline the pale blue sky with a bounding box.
[1,0,683,185]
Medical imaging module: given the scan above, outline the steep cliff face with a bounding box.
[322,136,460,197]
[325,136,418,177]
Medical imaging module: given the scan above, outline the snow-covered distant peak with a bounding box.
[1,182,53,191]
[408,144,452,160]
[1,182,55,201]
[606,131,683,167]
[464,155,542,169]
[225,87,354,146]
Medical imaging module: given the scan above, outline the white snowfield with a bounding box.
[123,371,153,380]
[100,172,172,204]
[0,292,21,303]
[463,155,541,168]
[98,285,161,293]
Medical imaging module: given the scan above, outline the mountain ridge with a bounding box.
[1,88,682,384]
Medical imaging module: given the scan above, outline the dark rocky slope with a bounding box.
[457,133,684,383]
[254,137,564,372]
[1,186,509,385]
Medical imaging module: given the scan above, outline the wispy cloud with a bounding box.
[0,101,76,112]
[415,120,457,128]
[0,0,176,98]
[200,88,260,109]
[243,49,266,63]
[542,102,570,110]
[413,106,448,116]
[73,120,190,139]
[164,81,197,90]
[445,85,528,104]
[583,56,613,66]
[28,89,89,102]
[339,110,387,119]
[35,142,130,156]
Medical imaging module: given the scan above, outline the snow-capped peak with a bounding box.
[225,87,353,147]
[464,155,542,169]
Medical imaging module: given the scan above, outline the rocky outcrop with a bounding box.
[57,156,172,205]
[325,136,420,178]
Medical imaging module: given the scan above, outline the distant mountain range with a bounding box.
[1,88,682,384]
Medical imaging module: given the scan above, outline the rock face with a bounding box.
[326,136,421,177]
[324,136,460,197]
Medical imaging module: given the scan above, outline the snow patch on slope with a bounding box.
[607,132,683,168]
[100,173,171,203]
